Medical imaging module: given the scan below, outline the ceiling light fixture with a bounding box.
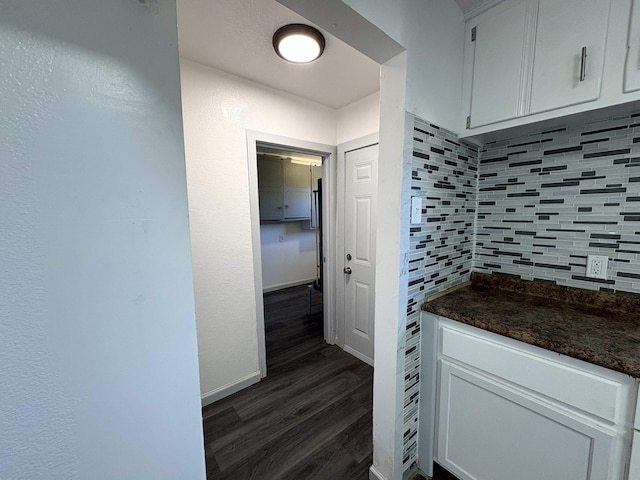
[273,24,325,64]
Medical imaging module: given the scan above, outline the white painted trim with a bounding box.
[369,464,388,480]
[323,136,338,346]
[201,370,261,407]
[336,133,379,351]
[247,132,268,379]
[417,312,439,478]
[464,0,505,21]
[246,130,337,378]
[263,277,317,293]
[344,345,374,367]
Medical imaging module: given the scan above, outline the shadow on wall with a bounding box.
[1,0,182,118]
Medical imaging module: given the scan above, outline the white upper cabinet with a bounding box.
[283,162,311,219]
[459,0,640,139]
[257,155,313,221]
[624,0,640,93]
[469,0,531,127]
[529,0,610,114]
[257,157,284,221]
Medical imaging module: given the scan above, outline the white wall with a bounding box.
[343,0,465,134]
[260,222,318,291]
[337,91,381,144]
[0,1,206,479]
[179,59,339,401]
[273,3,465,479]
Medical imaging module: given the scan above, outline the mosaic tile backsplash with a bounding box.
[402,117,478,471]
[403,111,640,476]
[475,114,640,294]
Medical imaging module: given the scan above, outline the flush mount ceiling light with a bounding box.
[273,24,325,64]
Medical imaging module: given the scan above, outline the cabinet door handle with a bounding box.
[579,46,587,82]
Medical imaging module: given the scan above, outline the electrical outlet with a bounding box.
[586,255,608,280]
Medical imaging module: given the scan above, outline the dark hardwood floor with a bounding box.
[202,284,374,479]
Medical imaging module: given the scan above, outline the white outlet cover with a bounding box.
[411,197,422,224]
[586,255,609,280]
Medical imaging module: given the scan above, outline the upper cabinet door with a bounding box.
[257,156,284,220]
[283,162,311,219]
[283,161,310,190]
[469,0,531,128]
[529,0,611,115]
[624,0,640,93]
[257,156,283,188]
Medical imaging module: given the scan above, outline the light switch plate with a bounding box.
[586,255,608,279]
[411,197,422,224]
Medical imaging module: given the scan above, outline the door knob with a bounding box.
[343,267,352,275]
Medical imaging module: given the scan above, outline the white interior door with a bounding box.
[342,143,378,366]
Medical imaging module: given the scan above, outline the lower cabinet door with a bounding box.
[629,432,640,480]
[436,361,615,480]
[283,190,310,219]
[258,190,284,220]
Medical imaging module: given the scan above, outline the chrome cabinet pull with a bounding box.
[579,46,587,82]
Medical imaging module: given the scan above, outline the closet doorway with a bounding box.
[246,131,337,378]
[257,145,323,296]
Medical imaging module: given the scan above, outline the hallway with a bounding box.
[202,285,374,479]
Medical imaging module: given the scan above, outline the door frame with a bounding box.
[246,130,337,378]
[335,133,379,358]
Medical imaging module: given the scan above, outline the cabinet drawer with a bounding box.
[440,322,625,424]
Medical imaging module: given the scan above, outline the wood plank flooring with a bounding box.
[202,285,374,479]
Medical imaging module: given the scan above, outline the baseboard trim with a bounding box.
[369,465,387,480]
[344,345,374,367]
[263,277,317,293]
[201,371,261,407]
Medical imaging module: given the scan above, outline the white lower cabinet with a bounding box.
[438,361,614,480]
[629,432,640,479]
[434,318,635,480]
[629,391,640,479]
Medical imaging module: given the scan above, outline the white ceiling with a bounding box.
[176,0,381,109]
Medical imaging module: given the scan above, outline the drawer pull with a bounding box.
[579,46,587,82]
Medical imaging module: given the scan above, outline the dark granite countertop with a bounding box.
[422,273,640,378]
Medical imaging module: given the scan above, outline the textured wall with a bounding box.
[475,113,640,294]
[402,117,478,471]
[337,91,381,144]
[342,0,465,134]
[179,59,337,400]
[260,222,318,291]
[1,1,205,478]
